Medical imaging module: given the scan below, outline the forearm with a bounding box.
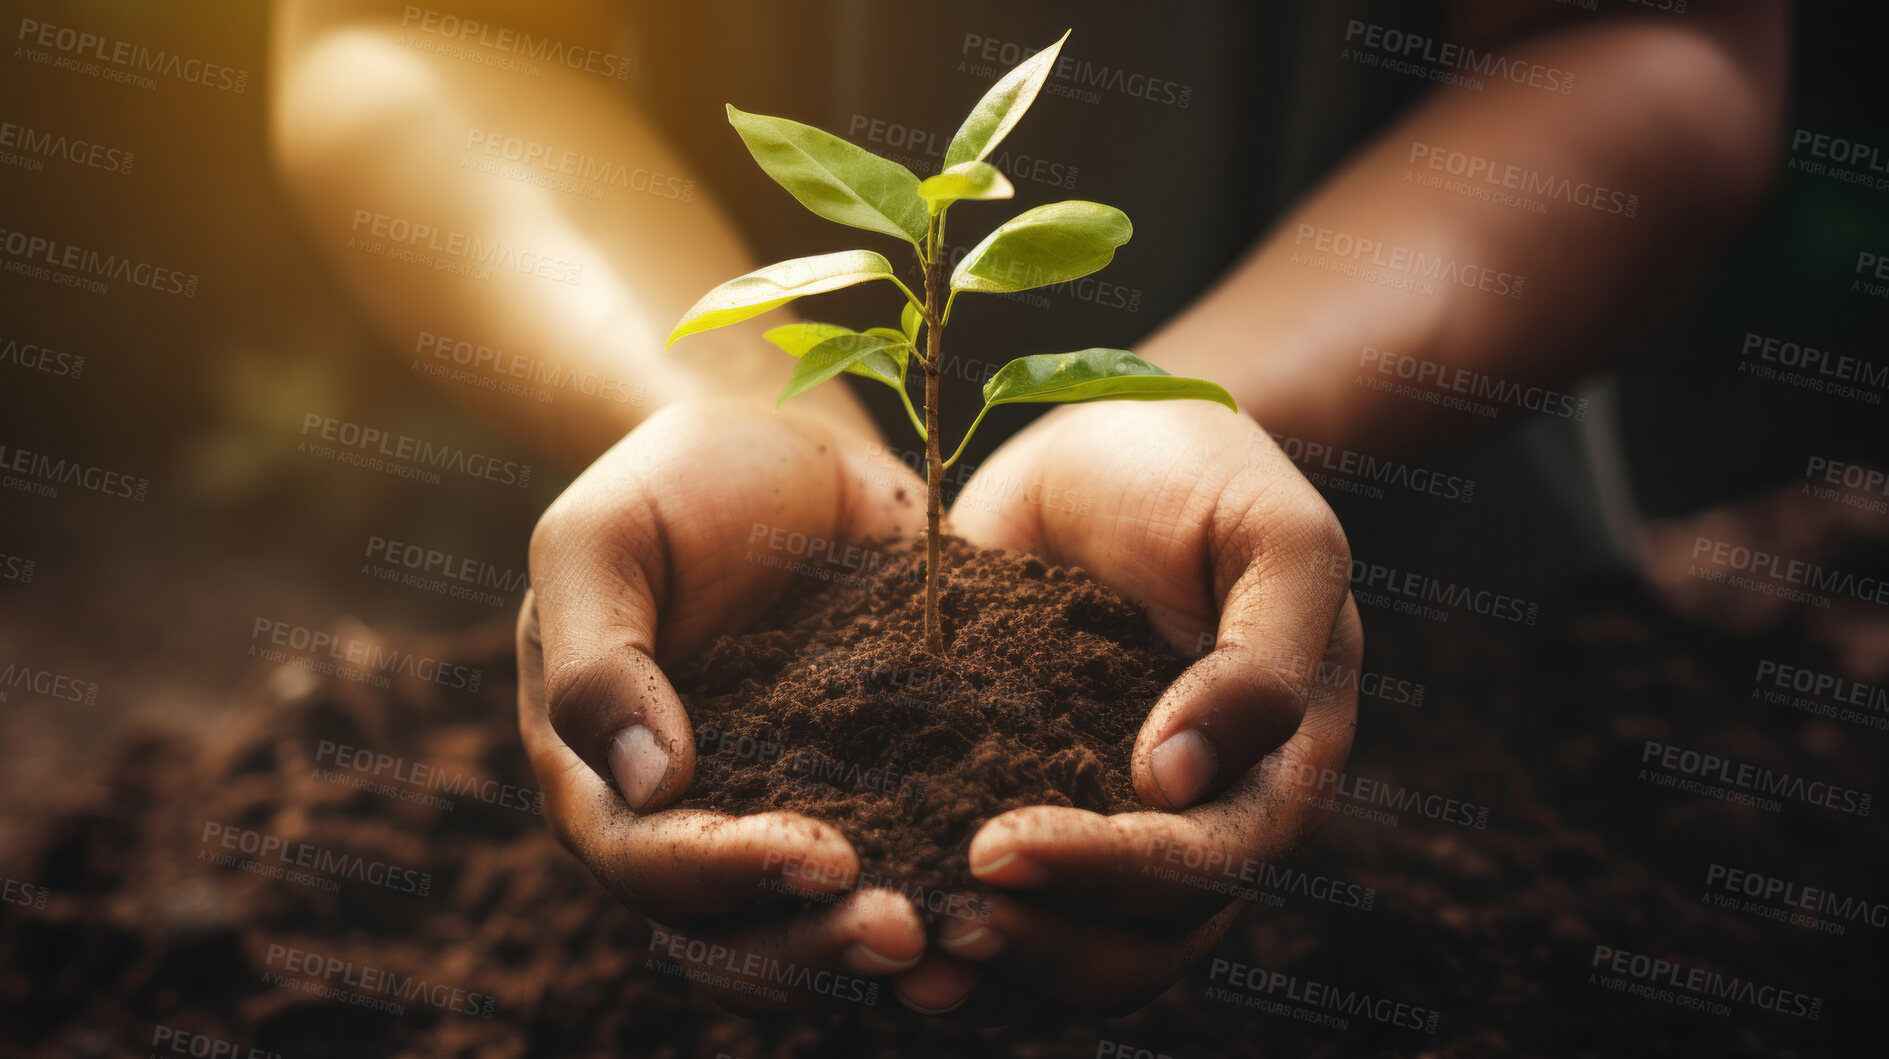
[270,2,879,470]
[1141,1,1788,455]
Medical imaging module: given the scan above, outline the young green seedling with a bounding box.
[668,30,1235,656]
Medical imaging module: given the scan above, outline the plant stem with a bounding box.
[921,216,945,656]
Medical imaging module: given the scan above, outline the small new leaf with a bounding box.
[727,105,929,246]
[778,332,908,407]
[983,349,1237,410]
[900,300,922,342]
[951,201,1132,294]
[668,250,896,347]
[917,161,1015,215]
[943,29,1070,169]
[764,323,909,392]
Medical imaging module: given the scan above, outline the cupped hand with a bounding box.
[904,399,1363,1018]
[518,399,931,1014]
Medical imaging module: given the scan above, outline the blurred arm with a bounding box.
[270,0,879,470]
[1142,0,1790,454]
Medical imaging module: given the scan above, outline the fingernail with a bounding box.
[894,962,978,1015]
[844,942,921,975]
[609,725,668,811]
[1151,728,1217,808]
[968,850,1048,887]
[938,924,1006,959]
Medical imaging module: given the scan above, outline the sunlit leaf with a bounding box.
[778,333,908,406]
[763,323,909,391]
[900,300,923,342]
[982,349,1236,410]
[669,251,896,347]
[727,105,928,246]
[917,161,1015,214]
[943,29,1070,170]
[950,201,1132,294]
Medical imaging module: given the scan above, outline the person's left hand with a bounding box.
[889,399,1363,1019]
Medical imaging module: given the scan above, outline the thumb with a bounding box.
[1129,527,1353,811]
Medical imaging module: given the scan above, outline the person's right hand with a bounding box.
[517,399,930,1015]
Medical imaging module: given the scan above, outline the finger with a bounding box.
[646,888,925,1017]
[528,403,921,812]
[947,403,1355,808]
[968,600,1360,920]
[924,893,1240,1020]
[518,597,863,921]
[1132,509,1356,810]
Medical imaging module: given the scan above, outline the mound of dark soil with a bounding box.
[673,537,1189,902]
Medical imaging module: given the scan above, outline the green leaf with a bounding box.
[944,29,1070,169]
[917,161,1015,214]
[982,349,1237,410]
[727,105,928,246]
[668,251,896,347]
[951,201,1132,294]
[763,323,909,391]
[900,300,922,342]
[778,333,907,407]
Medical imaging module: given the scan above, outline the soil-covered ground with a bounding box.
[1,575,1883,1057]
